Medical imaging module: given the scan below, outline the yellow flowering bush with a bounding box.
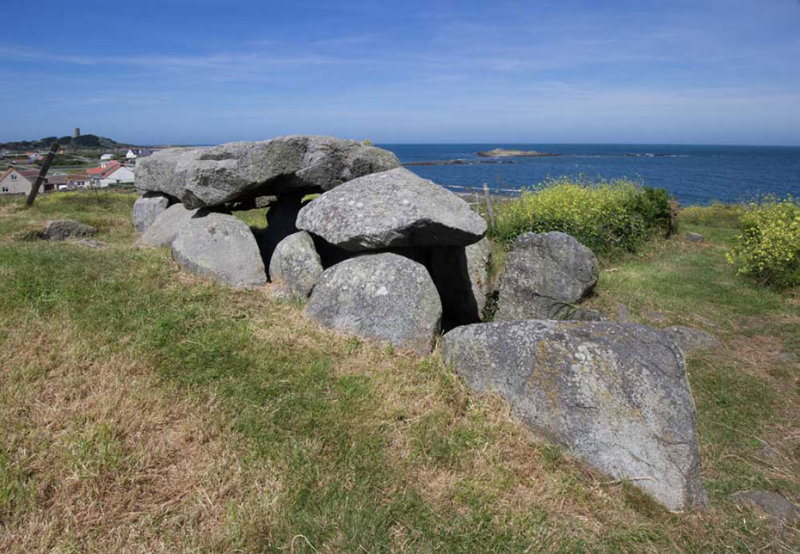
[491,177,672,255]
[726,197,800,288]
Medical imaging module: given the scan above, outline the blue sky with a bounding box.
[2,0,800,145]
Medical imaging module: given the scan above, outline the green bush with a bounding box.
[490,177,672,255]
[680,202,748,228]
[726,197,800,288]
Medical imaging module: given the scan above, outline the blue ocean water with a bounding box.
[380,144,800,205]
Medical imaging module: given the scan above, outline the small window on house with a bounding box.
[11,174,17,179]
[2,187,9,192]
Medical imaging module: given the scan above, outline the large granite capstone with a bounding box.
[497,231,599,320]
[441,320,707,512]
[171,212,266,288]
[296,168,487,251]
[306,252,442,354]
[135,135,401,208]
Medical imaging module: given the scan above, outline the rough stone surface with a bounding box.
[269,231,323,298]
[39,220,97,241]
[567,307,607,321]
[73,239,107,249]
[307,253,442,354]
[686,232,705,242]
[616,302,631,322]
[296,168,487,251]
[731,490,800,526]
[431,237,492,325]
[662,326,718,355]
[172,212,266,288]
[496,232,599,320]
[137,204,198,248]
[441,320,707,512]
[132,192,172,233]
[135,135,401,208]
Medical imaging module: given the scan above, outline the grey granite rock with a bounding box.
[297,168,487,251]
[136,203,198,248]
[135,135,401,208]
[171,212,266,288]
[566,307,607,321]
[132,192,172,233]
[307,252,442,354]
[731,490,800,527]
[431,237,492,325]
[441,320,707,512]
[39,220,97,241]
[686,232,705,242]
[269,231,323,298]
[662,326,718,355]
[496,232,599,320]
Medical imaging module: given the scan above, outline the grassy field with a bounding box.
[0,191,798,552]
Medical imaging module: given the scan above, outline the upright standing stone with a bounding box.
[171,212,267,288]
[497,232,599,320]
[132,192,172,232]
[307,253,442,354]
[269,231,323,299]
[136,203,198,248]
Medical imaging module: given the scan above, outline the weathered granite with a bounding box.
[441,320,707,512]
[297,168,487,251]
[136,203,198,248]
[132,192,172,233]
[306,252,442,354]
[269,231,323,299]
[171,212,266,288]
[496,232,599,320]
[135,135,401,208]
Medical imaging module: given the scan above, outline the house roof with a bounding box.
[87,161,119,175]
[102,164,132,178]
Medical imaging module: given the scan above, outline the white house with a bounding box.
[100,153,114,160]
[0,168,51,194]
[126,149,137,159]
[97,165,135,187]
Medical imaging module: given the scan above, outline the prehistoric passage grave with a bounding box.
[132,134,708,511]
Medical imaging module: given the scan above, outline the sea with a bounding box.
[379,144,800,205]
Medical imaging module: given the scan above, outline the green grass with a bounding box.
[0,191,798,552]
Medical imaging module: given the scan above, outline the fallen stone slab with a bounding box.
[269,231,323,299]
[136,203,198,248]
[133,192,173,232]
[172,212,266,288]
[496,232,599,320]
[297,168,487,251]
[307,252,442,354]
[430,237,492,325]
[441,320,707,512]
[135,135,401,208]
[39,220,97,241]
[686,232,705,242]
[731,490,800,527]
[662,326,718,355]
